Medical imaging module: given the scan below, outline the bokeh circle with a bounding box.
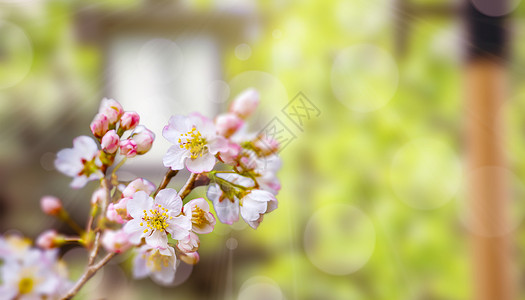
[390,138,463,209]
[304,204,375,275]
[331,44,398,112]
[0,20,33,89]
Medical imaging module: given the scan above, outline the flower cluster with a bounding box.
[0,89,282,298]
[0,235,71,299]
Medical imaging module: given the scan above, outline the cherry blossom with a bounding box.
[183,198,216,234]
[54,136,103,189]
[132,244,177,285]
[98,98,123,125]
[123,189,191,248]
[162,113,227,173]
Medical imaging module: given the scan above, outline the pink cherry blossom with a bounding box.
[120,111,140,131]
[163,113,228,173]
[218,141,241,164]
[132,244,177,285]
[123,189,191,248]
[55,136,104,189]
[99,98,123,124]
[100,130,120,154]
[229,88,259,119]
[106,197,130,224]
[90,113,109,139]
[119,139,138,158]
[176,232,200,253]
[40,196,62,216]
[183,198,216,234]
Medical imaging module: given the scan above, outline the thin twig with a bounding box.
[60,252,117,300]
[87,231,100,266]
[153,169,179,197]
[178,173,198,200]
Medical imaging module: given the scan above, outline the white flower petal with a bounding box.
[167,215,192,240]
[55,149,82,176]
[163,145,189,171]
[155,189,182,213]
[145,230,168,248]
[132,252,149,279]
[240,190,273,222]
[70,176,89,189]
[207,136,229,154]
[127,191,152,219]
[123,219,144,245]
[212,197,239,225]
[185,153,216,173]
[162,115,191,143]
[73,136,99,160]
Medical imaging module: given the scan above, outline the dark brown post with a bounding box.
[464,1,514,299]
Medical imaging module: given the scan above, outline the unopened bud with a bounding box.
[101,229,131,253]
[40,196,62,216]
[99,98,123,124]
[90,113,109,138]
[119,139,137,158]
[101,130,120,154]
[119,111,140,131]
[229,88,259,119]
[215,113,244,137]
[131,125,155,154]
[179,251,200,265]
[36,230,62,249]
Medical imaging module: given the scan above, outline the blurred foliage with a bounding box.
[2,0,525,299]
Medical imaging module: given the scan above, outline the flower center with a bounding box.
[141,204,172,233]
[179,127,207,159]
[146,250,171,272]
[18,277,34,294]
[191,206,207,226]
[78,157,99,177]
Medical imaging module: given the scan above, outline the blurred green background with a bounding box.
[1,0,525,299]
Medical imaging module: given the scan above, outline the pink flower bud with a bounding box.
[122,178,156,198]
[253,136,280,156]
[99,98,123,124]
[91,188,107,205]
[218,142,241,164]
[119,111,140,131]
[106,198,130,224]
[40,196,62,216]
[101,130,120,154]
[119,139,137,158]
[177,232,200,253]
[229,88,259,119]
[36,230,62,249]
[101,229,131,253]
[215,113,244,137]
[179,251,200,265]
[90,113,109,138]
[131,125,155,154]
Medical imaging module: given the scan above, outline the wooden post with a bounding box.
[464,1,514,299]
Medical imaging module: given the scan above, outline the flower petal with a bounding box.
[167,215,192,240]
[211,195,239,225]
[185,153,216,173]
[155,188,182,213]
[55,149,82,176]
[73,136,99,160]
[163,145,189,171]
[127,191,152,219]
[123,219,144,245]
[162,115,191,143]
[145,230,168,248]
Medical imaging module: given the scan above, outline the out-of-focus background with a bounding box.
[1,0,525,299]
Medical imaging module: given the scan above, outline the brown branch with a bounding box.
[153,169,179,197]
[60,252,117,300]
[178,173,198,200]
